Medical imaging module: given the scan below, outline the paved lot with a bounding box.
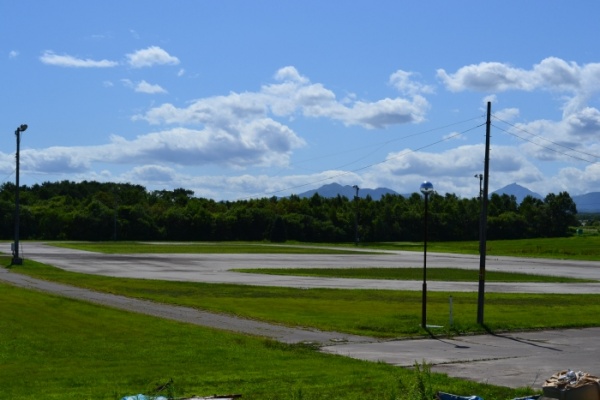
[11,242,600,294]
[2,242,600,390]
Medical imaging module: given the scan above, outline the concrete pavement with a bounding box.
[9,242,600,294]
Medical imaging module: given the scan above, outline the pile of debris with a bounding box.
[437,369,600,400]
[543,370,600,400]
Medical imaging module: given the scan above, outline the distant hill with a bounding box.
[492,183,542,203]
[572,192,600,213]
[295,182,600,212]
[493,183,600,213]
[296,183,399,199]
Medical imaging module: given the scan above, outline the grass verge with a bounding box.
[50,241,367,254]
[232,267,596,283]
[363,236,600,260]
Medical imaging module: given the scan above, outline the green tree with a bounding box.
[543,192,578,237]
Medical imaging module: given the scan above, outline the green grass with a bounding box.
[6,257,600,339]
[51,241,365,254]
[51,236,600,261]
[0,282,533,400]
[364,236,600,261]
[233,267,596,283]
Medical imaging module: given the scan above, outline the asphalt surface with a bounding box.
[2,242,600,390]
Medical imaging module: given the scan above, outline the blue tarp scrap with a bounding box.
[437,392,484,400]
[121,395,168,400]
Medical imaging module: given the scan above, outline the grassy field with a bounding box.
[2,238,600,399]
[362,236,600,260]
[51,241,365,254]
[52,236,600,260]
[6,254,600,338]
[0,277,535,400]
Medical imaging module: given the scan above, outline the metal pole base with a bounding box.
[421,282,427,329]
[11,257,23,265]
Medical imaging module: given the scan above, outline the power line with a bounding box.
[252,117,486,199]
[492,115,600,164]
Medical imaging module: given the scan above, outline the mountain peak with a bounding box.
[296,183,398,199]
[492,183,542,203]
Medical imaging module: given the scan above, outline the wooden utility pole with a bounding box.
[477,102,491,325]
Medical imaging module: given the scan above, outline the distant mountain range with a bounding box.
[493,183,600,213]
[295,182,600,213]
[296,183,399,199]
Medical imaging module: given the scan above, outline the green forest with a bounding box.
[0,180,583,243]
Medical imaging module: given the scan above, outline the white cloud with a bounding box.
[135,66,431,129]
[21,146,93,173]
[438,58,600,115]
[366,144,544,198]
[15,121,306,176]
[494,107,520,121]
[513,108,600,163]
[135,80,167,94]
[437,61,535,92]
[126,46,180,68]
[9,50,18,59]
[389,70,435,96]
[40,51,118,68]
[126,165,178,182]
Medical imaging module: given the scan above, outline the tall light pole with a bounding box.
[420,181,434,329]
[474,174,483,200]
[12,124,28,265]
[352,185,359,246]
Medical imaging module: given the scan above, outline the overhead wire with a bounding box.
[253,116,486,199]
[492,114,600,164]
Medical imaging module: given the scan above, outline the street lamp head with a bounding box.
[420,181,434,195]
[16,124,28,133]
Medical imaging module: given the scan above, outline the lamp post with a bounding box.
[12,124,28,265]
[474,174,483,200]
[420,181,434,329]
[352,185,359,245]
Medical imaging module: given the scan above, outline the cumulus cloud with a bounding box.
[437,61,535,92]
[513,108,600,163]
[126,165,178,182]
[438,57,600,169]
[437,57,600,110]
[135,66,430,129]
[13,120,306,177]
[367,144,544,198]
[135,80,167,94]
[40,51,118,68]
[21,146,94,173]
[389,70,435,96]
[126,46,180,68]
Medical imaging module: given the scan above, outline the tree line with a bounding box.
[0,180,581,243]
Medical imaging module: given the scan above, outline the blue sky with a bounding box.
[2,1,600,201]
